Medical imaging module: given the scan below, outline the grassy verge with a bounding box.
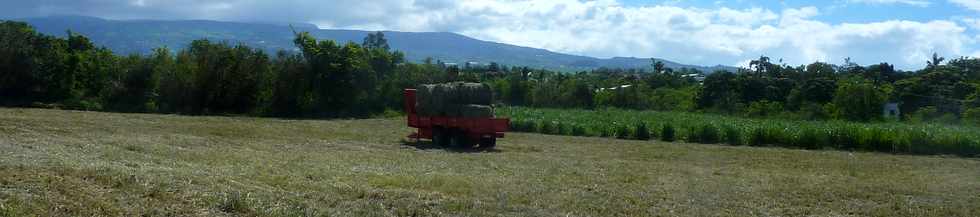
[500,106,980,157]
[0,108,978,216]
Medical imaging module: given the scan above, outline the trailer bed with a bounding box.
[404,88,509,148]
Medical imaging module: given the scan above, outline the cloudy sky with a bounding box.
[2,0,980,69]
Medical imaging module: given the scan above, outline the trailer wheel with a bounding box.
[479,137,497,149]
[432,128,450,147]
[451,131,474,149]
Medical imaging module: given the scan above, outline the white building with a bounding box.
[883,103,901,118]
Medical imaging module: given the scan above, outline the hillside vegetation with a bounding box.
[501,107,980,157]
[18,16,726,72]
[1,108,978,216]
[2,20,979,127]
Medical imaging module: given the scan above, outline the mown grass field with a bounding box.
[0,108,978,216]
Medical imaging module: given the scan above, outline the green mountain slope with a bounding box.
[17,16,735,72]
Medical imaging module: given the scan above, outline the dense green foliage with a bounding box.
[484,57,978,124]
[0,21,438,118]
[500,107,980,157]
[3,17,980,161]
[3,20,979,123]
[22,16,731,73]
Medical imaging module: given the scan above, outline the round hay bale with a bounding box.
[415,84,436,116]
[454,83,492,105]
[435,84,459,115]
[460,104,494,118]
[415,82,494,116]
[443,103,464,117]
[472,83,493,105]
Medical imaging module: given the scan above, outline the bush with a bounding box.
[64,99,105,111]
[615,124,632,140]
[906,130,932,154]
[571,124,587,137]
[748,128,762,146]
[748,127,771,146]
[831,79,887,122]
[929,134,976,157]
[378,109,403,118]
[829,126,859,150]
[963,108,980,126]
[686,126,701,143]
[773,128,797,147]
[635,122,651,140]
[540,121,559,135]
[534,120,543,133]
[797,103,830,120]
[908,106,937,123]
[557,122,571,135]
[908,107,957,124]
[892,131,913,154]
[508,119,522,131]
[696,124,720,144]
[661,124,676,142]
[860,129,883,151]
[724,126,742,146]
[745,100,784,117]
[498,107,980,157]
[874,130,897,152]
[599,127,613,138]
[509,119,536,132]
[794,128,823,149]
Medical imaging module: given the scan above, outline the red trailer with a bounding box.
[404,88,509,148]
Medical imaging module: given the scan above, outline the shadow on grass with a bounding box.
[400,139,500,153]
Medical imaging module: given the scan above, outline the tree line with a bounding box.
[482,55,980,124]
[0,21,451,118]
[2,20,979,124]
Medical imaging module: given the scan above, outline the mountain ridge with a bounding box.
[14,16,736,72]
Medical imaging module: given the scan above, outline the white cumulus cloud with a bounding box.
[847,0,931,7]
[1,0,975,69]
[950,0,980,11]
[345,1,971,69]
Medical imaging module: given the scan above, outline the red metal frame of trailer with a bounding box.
[404,89,509,142]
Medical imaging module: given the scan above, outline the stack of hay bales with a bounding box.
[415,84,437,116]
[416,82,494,117]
